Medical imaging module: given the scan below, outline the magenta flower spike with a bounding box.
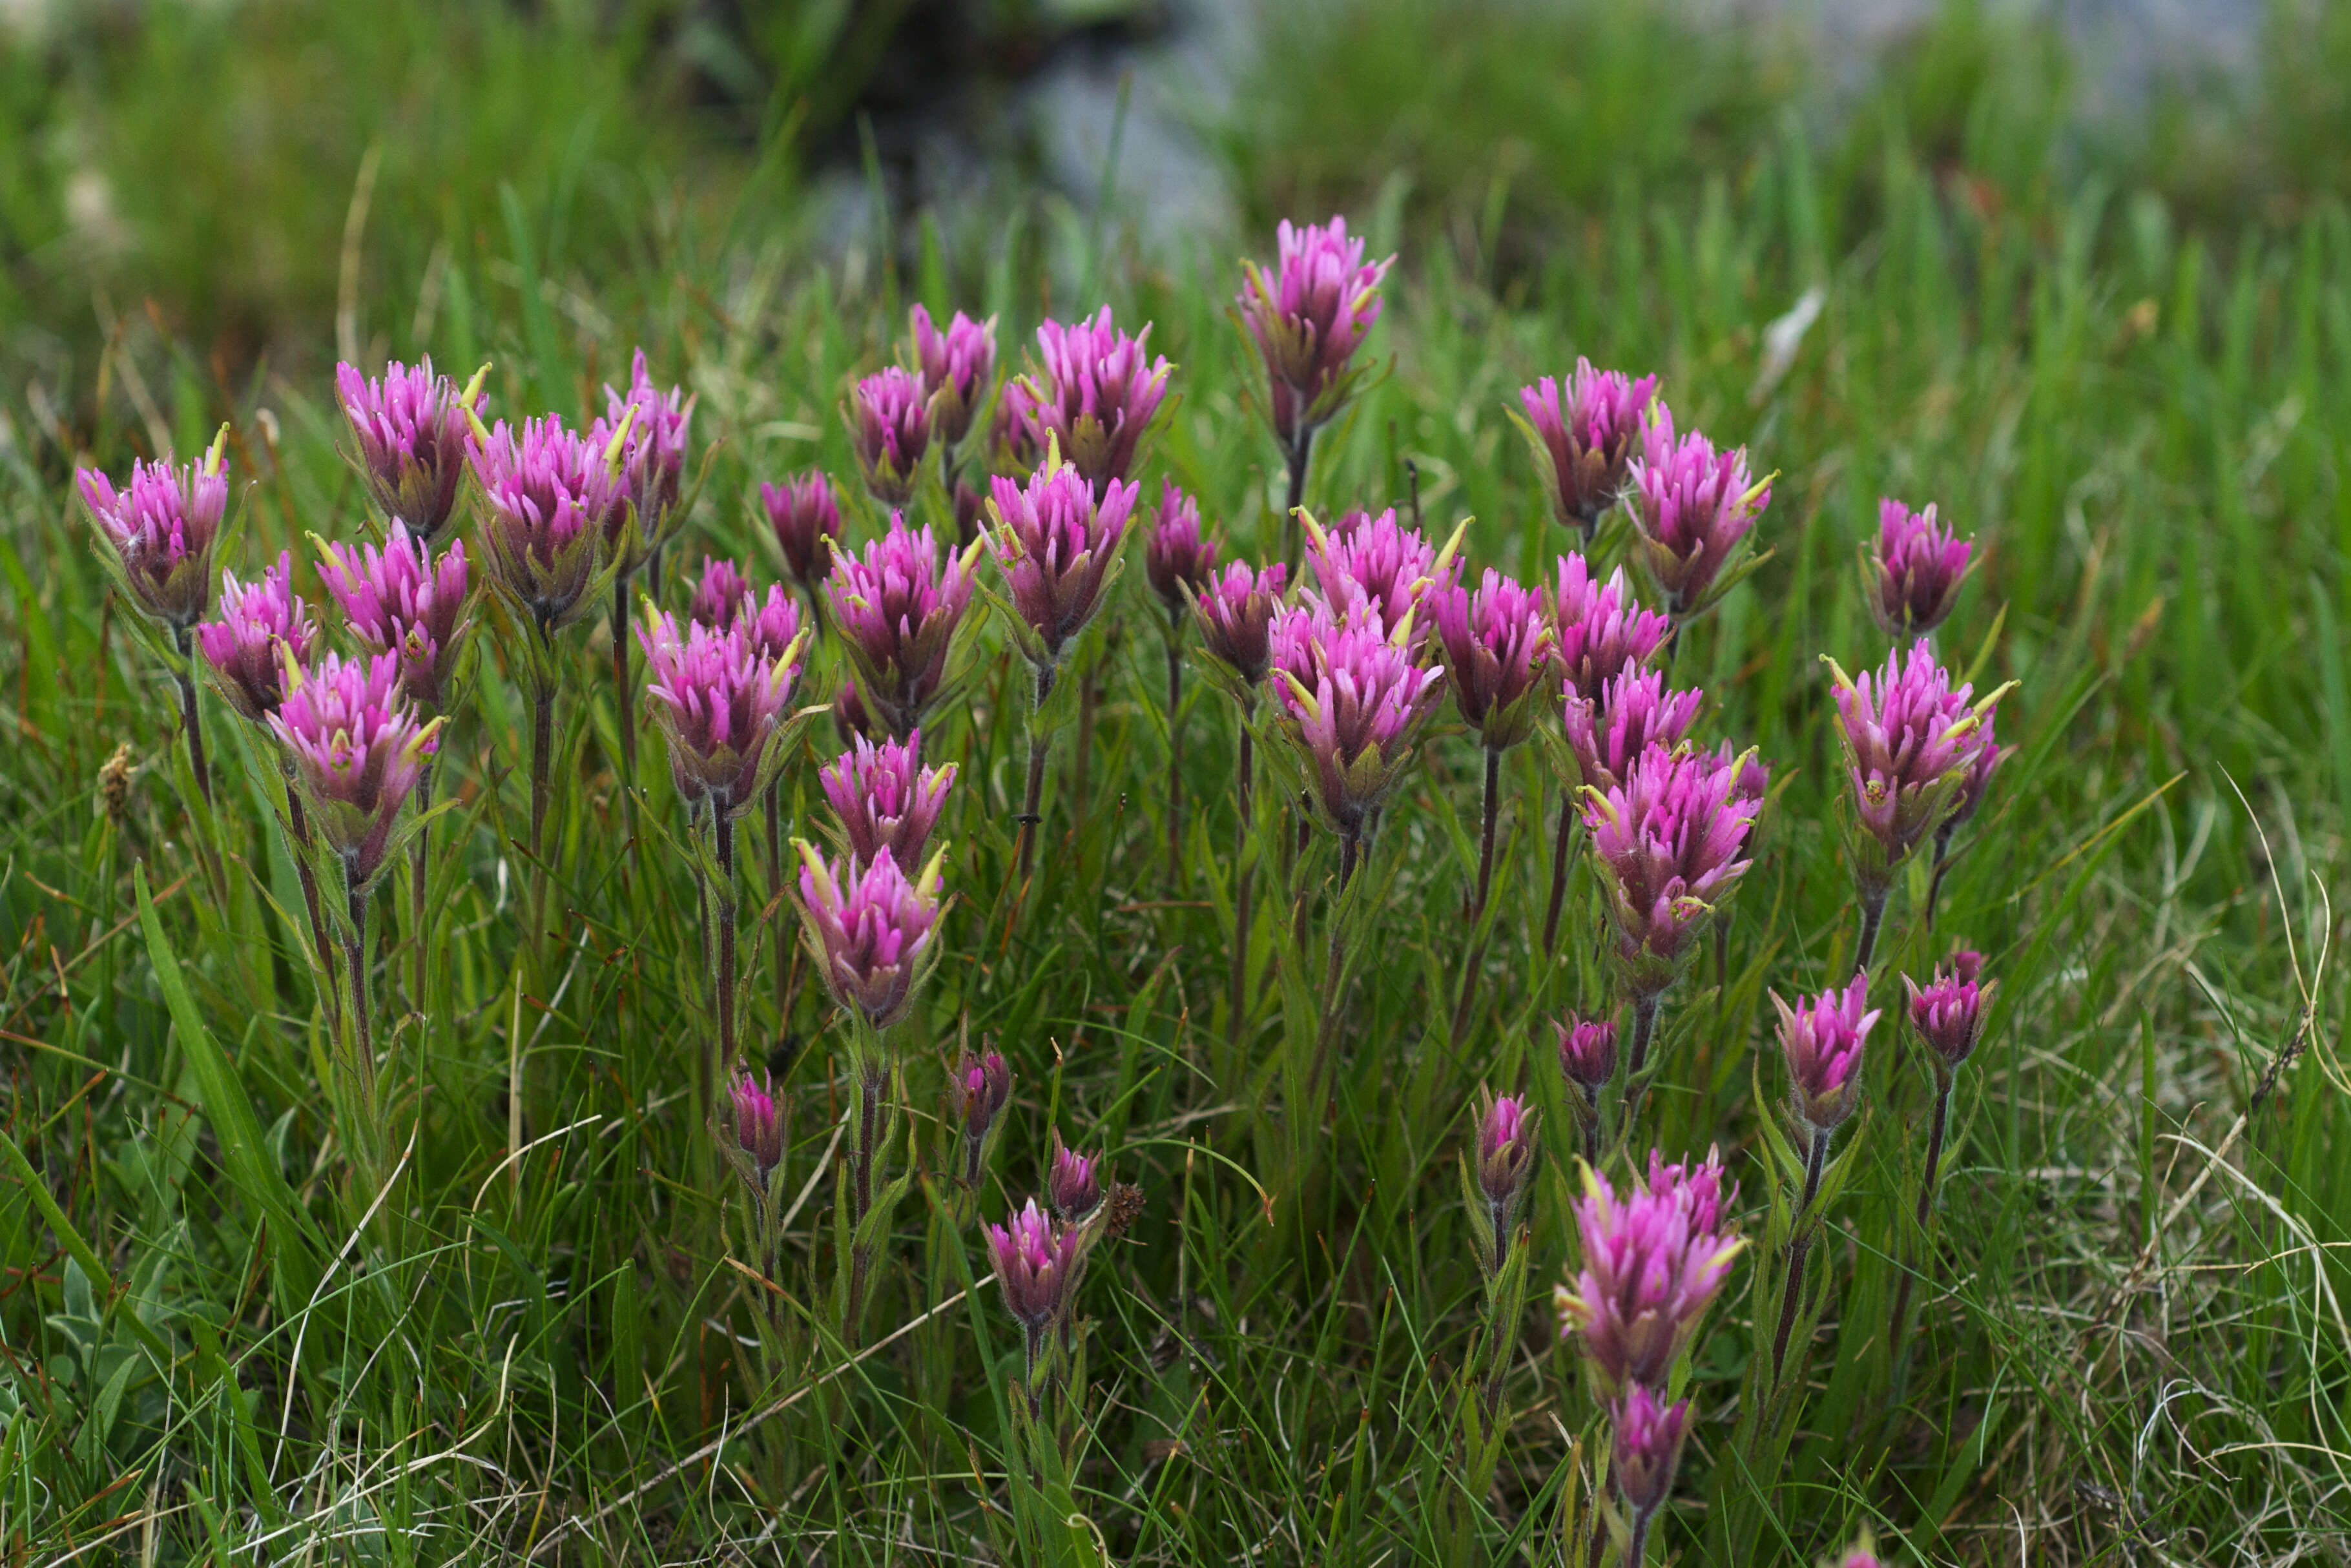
[1302,507,1462,642]
[988,1198,1082,1340]
[1869,498,1973,640]
[1560,665,1705,795]
[909,305,997,450]
[1553,1146,1745,1399]
[1013,307,1173,496]
[1190,559,1289,686]
[316,524,473,718]
[690,555,753,630]
[1515,361,1659,539]
[1556,1013,1620,1103]
[948,1046,1013,1191]
[848,367,933,508]
[1473,1090,1538,1251]
[1610,1384,1693,1543]
[1048,1130,1104,1223]
[596,349,694,559]
[1773,976,1879,1135]
[725,1070,789,1193]
[1268,598,1448,840]
[1553,553,1672,703]
[268,650,441,887]
[824,513,982,739]
[819,728,957,869]
[468,414,622,641]
[1237,215,1394,451]
[78,431,231,632]
[197,552,320,723]
[982,447,1138,672]
[1626,407,1773,621]
[336,358,485,542]
[1581,743,1763,1002]
[1905,950,1992,1078]
[1434,568,1555,752]
[1144,480,1221,621]
[792,841,945,1030]
[1825,638,2010,900]
[637,608,806,821]
[761,469,844,590]
[1945,703,2005,836]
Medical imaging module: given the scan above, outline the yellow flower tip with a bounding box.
[1976,679,2020,716]
[1741,469,1779,508]
[1431,517,1471,578]
[1042,431,1064,479]
[792,838,830,879]
[916,844,949,896]
[601,404,639,473]
[460,362,493,408]
[1388,604,1417,650]
[463,404,494,445]
[202,423,232,476]
[1274,667,1318,717]
[1296,508,1329,555]
[1820,654,1855,690]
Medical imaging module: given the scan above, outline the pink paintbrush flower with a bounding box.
[1773,976,1878,1135]
[1553,1146,1745,1398]
[1011,307,1172,496]
[849,367,933,507]
[1626,407,1772,619]
[1904,950,1993,1077]
[1560,665,1704,795]
[637,608,805,820]
[1826,639,2009,896]
[77,435,231,631]
[1190,559,1289,686]
[1268,598,1447,837]
[690,556,752,630]
[761,469,844,590]
[792,842,944,1029]
[818,728,957,869]
[1581,743,1763,998]
[1517,362,1658,538]
[593,348,695,568]
[824,513,982,739]
[196,552,320,722]
[1434,568,1554,751]
[909,306,997,450]
[1555,1013,1620,1104]
[1552,553,1672,703]
[1303,507,1461,642]
[1144,481,1221,621]
[316,524,472,717]
[336,358,484,542]
[468,414,622,639]
[1237,215,1394,448]
[982,451,1137,671]
[1869,498,1973,640]
[267,650,440,885]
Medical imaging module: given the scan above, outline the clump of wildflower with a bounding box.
[1434,568,1554,752]
[723,1070,789,1199]
[1267,599,1447,839]
[1905,950,1992,1080]
[468,415,621,640]
[1011,308,1172,496]
[594,349,695,568]
[819,729,956,869]
[1610,1385,1693,1547]
[947,1046,1013,1192]
[1581,743,1763,1002]
[1302,507,1462,639]
[1553,1146,1744,1399]
[1516,362,1659,539]
[1190,560,1289,686]
[78,432,231,631]
[1867,499,1973,640]
[1626,407,1772,620]
[1560,666,1704,795]
[1553,553,1672,702]
[197,552,319,722]
[1556,1013,1619,1104]
[762,470,843,590]
[909,306,997,450]
[1774,976,1878,1135]
[1236,216,1394,450]
[267,650,441,887]
[848,367,933,507]
[336,358,484,542]
[1471,1090,1538,1270]
[982,448,1137,672]
[1048,1130,1104,1224]
[824,514,982,739]
[792,842,945,1030]
[315,524,472,717]
[637,608,807,820]
[1144,481,1220,621]
[988,1199,1083,1363]
[1825,639,2009,900]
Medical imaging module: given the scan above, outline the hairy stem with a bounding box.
[1624,1509,1653,1568]
[1924,820,1959,930]
[409,761,435,1016]
[766,781,788,1029]
[1770,1126,1830,1383]
[1228,718,1256,1063]
[1449,746,1503,1049]
[171,627,214,810]
[529,671,555,865]
[344,858,375,1124]
[283,790,333,1021]
[844,1044,889,1342]
[1015,663,1056,882]
[1165,624,1185,892]
[1890,1079,1954,1361]
[1281,424,1314,572]
[1302,828,1362,1115]
[1853,883,1889,980]
[714,813,739,1086]
[1541,794,1575,954]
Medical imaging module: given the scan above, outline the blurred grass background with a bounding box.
[3,0,2350,1562]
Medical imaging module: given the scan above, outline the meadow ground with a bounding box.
[1,3,2348,1563]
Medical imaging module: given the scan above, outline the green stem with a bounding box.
[1449,746,1502,1049]
[1770,1125,1829,1384]
[1541,793,1575,954]
[1015,663,1055,882]
[1165,624,1185,892]
[1228,717,1256,1064]
[409,760,434,1017]
[171,626,213,810]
